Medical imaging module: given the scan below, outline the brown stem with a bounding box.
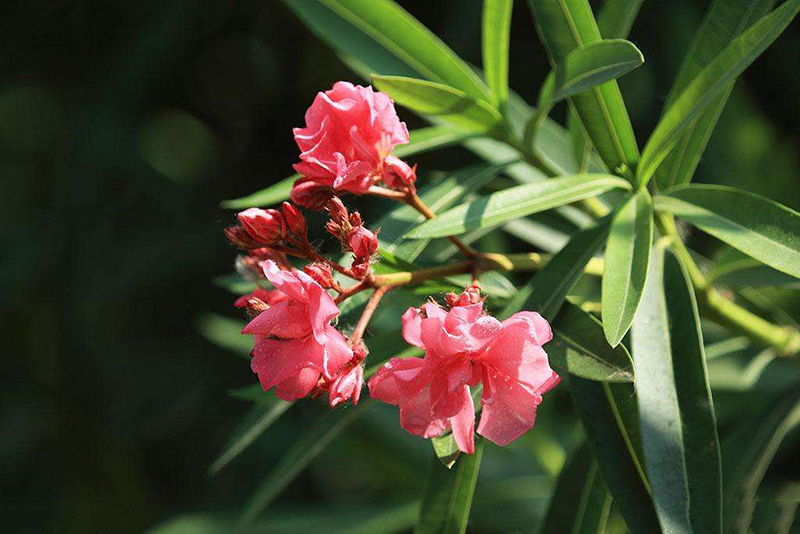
[349,285,391,345]
[335,280,370,304]
[405,191,476,258]
[368,185,407,200]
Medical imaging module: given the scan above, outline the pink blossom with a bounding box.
[291,177,334,211]
[293,81,409,194]
[243,260,353,401]
[328,364,364,407]
[348,226,379,258]
[237,208,286,244]
[383,155,416,189]
[368,295,559,453]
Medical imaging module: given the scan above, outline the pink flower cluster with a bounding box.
[291,81,417,208]
[369,294,559,453]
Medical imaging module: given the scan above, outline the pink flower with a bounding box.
[293,81,409,194]
[291,177,334,211]
[237,208,286,244]
[383,155,416,189]
[328,364,364,407]
[243,260,353,401]
[348,226,379,258]
[368,296,559,453]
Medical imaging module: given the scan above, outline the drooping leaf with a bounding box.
[537,39,644,107]
[597,0,645,39]
[416,439,484,534]
[551,302,634,383]
[239,401,373,526]
[540,444,613,534]
[654,0,777,190]
[638,0,800,185]
[722,391,800,532]
[279,0,492,102]
[221,126,468,209]
[654,184,800,279]
[601,190,653,347]
[631,246,722,533]
[525,0,639,177]
[406,174,630,238]
[379,163,509,261]
[482,0,514,108]
[372,75,502,133]
[568,376,660,533]
[208,398,292,476]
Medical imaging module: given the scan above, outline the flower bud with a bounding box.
[383,155,417,189]
[348,211,362,227]
[351,257,371,279]
[237,208,286,244]
[281,202,307,236]
[225,226,260,250]
[348,226,379,258]
[303,262,334,289]
[326,196,348,225]
[328,364,364,407]
[291,178,334,210]
[446,285,483,308]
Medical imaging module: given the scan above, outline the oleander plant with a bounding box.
[176,1,800,532]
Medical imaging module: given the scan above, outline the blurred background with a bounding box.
[2,0,799,532]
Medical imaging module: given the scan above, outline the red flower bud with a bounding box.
[291,178,334,210]
[303,262,334,289]
[447,285,483,308]
[237,208,286,244]
[348,211,362,227]
[281,201,307,236]
[328,364,364,407]
[383,155,417,189]
[348,226,379,258]
[225,226,260,250]
[326,196,348,225]
[351,257,371,279]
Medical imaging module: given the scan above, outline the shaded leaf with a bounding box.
[597,0,645,39]
[195,313,250,357]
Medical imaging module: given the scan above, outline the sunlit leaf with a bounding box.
[654,185,800,279]
[602,189,653,347]
[632,246,722,533]
[406,174,630,238]
[597,0,645,39]
[482,0,514,108]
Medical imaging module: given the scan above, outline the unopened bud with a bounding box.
[237,208,286,244]
[383,155,417,189]
[348,211,362,227]
[225,226,260,249]
[351,257,371,279]
[447,285,483,308]
[328,364,364,407]
[304,262,334,289]
[281,201,307,236]
[326,196,348,224]
[243,297,269,318]
[291,178,334,210]
[348,226,379,258]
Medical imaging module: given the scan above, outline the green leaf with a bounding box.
[638,0,800,186]
[551,302,634,382]
[379,163,509,261]
[207,398,292,476]
[239,401,373,526]
[597,0,645,39]
[195,313,250,357]
[482,0,514,108]
[221,126,467,209]
[372,75,502,133]
[722,391,800,532]
[406,174,630,238]
[538,39,644,107]
[601,190,653,347]
[540,444,613,534]
[431,433,461,470]
[569,376,660,533]
[708,258,800,288]
[525,0,639,177]
[654,185,800,279]
[416,439,484,534]
[279,0,491,102]
[654,0,777,190]
[631,246,722,533]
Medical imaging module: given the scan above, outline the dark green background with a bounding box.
[2,0,799,532]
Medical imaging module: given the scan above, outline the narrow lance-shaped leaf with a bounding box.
[238,401,373,526]
[526,0,639,178]
[406,174,631,238]
[221,126,468,209]
[597,0,645,39]
[602,189,653,347]
[482,0,514,108]
[416,439,484,534]
[654,184,800,279]
[569,376,660,533]
[654,0,777,190]
[632,246,722,533]
[638,0,800,186]
[540,444,613,534]
[280,0,492,102]
[372,75,502,133]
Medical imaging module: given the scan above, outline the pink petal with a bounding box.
[368,357,426,405]
[477,368,541,446]
[241,299,312,339]
[305,282,340,344]
[449,385,475,454]
[481,320,558,393]
[401,308,425,348]
[504,311,553,345]
[250,337,322,392]
[399,385,449,438]
[275,367,321,401]
[319,326,354,380]
[262,261,309,304]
